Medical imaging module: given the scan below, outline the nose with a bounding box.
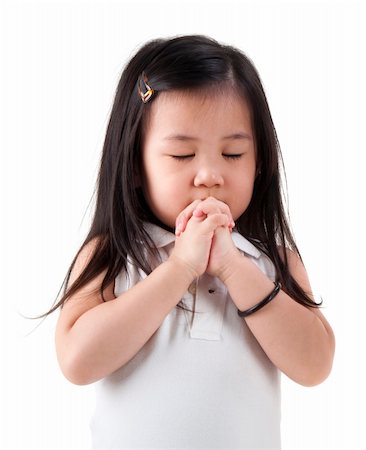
[193,164,224,188]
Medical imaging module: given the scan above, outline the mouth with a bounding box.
[198,195,223,202]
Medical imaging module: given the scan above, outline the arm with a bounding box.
[60,258,196,385]
[56,212,230,385]
[220,248,336,387]
[177,197,335,387]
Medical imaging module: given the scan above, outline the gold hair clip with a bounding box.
[138,72,154,103]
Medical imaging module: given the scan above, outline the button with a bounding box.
[188,282,197,295]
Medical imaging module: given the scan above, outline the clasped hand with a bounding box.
[169,197,241,281]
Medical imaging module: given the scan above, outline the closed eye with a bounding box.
[170,153,244,161]
[170,154,195,160]
[223,154,244,160]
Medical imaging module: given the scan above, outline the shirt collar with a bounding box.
[142,222,261,259]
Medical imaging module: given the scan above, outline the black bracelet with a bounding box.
[237,281,282,317]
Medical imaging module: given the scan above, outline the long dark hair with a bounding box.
[28,34,322,323]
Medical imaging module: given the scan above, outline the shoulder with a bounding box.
[277,245,302,270]
[277,245,319,311]
[69,236,105,283]
[67,234,115,302]
[276,245,311,294]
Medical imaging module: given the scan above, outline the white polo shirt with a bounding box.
[90,222,281,449]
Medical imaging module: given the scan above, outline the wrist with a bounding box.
[166,254,199,284]
[220,253,276,312]
[217,250,244,284]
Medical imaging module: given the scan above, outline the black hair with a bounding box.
[27,34,322,323]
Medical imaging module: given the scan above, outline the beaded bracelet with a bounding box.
[237,281,282,317]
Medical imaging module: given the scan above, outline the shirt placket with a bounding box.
[183,273,228,341]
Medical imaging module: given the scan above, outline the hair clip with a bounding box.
[138,72,154,103]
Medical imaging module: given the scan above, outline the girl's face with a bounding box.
[141,89,257,230]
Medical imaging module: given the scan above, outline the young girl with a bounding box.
[39,34,335,449]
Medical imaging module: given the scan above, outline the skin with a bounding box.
[56,88,334,387]
[139,88,335,387]
[141,89,256,277]
[141,89,256,228]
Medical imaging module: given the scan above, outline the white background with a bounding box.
[0,0,363,449]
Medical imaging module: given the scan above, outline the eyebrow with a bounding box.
[162,132,252,142]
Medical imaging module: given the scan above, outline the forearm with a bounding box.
[221,256,334,386]
[65,259,195,385]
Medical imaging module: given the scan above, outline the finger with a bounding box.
[200,212,231,235]
[193,206,235,230]
[192,208,206,218]
[177,211,228,239]
[193,197,235,228]
[175,199,202,236]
